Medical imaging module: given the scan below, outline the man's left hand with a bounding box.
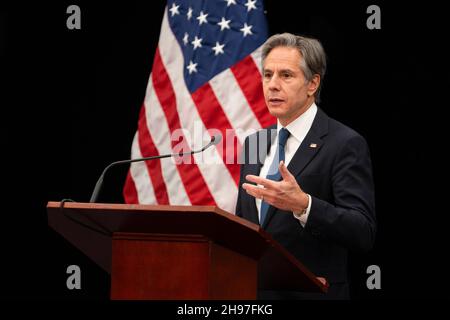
[242,161,309,213]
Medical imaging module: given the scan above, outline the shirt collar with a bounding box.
[277,103,318,142]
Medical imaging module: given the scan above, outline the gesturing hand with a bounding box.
[242,161,309,213]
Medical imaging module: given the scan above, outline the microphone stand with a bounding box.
[89,135,221,203]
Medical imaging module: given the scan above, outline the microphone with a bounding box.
[89,134,222,203]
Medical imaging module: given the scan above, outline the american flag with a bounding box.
[123,0,275,213]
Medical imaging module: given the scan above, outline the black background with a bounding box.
[1,0,448,300]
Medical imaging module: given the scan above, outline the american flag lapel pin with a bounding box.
[310,143,317,148]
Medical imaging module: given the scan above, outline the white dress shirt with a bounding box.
[256,103,318,227]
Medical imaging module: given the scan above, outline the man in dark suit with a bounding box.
[235,33,376,299]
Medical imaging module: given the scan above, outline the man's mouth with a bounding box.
[268,98,285,105]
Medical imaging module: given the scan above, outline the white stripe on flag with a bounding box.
[251,46,264,75]
[130,132,157,204]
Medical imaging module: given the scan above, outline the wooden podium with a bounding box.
[47,202,327,300]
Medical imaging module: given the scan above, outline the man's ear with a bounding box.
[307,74,320,97]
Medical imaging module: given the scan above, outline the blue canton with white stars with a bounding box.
[167,0,268,93]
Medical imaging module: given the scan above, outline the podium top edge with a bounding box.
[46,201,262,233]
[47,201,219,213]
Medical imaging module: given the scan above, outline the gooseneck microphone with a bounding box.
[89,134,222,203]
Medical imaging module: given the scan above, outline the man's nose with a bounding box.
[268,75,281,90]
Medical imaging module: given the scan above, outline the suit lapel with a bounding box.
[262,108,329,229]
[287,129,324,178]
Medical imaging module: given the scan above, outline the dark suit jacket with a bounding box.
[235,108,376,299]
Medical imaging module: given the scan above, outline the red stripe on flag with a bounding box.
[123,170,139,204]
[137,104,170,204]
[191,83,240,185]
[152,48,216,205]
[231,56,276,128]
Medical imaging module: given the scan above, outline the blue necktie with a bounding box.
[260,128,290,225]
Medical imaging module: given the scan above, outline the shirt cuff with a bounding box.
[293,194,312,227]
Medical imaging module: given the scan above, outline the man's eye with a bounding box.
[282,73,291,78]
[264,73,272,78]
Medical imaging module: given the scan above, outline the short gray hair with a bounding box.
[261,33,327,103]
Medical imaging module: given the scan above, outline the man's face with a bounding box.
[262,46,317,126]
